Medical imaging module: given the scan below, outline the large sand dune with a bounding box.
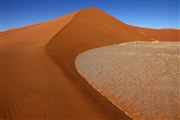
[1,8,180,119]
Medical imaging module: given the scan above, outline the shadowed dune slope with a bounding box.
[135,27,180,41]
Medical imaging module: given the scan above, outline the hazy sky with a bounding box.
[1,0,179,31]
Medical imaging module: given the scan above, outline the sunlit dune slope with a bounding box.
[75,41,180,120]
[3,11,78,44]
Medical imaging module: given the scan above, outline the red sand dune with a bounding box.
[1,8,180,119]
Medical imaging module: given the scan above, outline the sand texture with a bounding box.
[75,41,180,120]
[1,8,180,119]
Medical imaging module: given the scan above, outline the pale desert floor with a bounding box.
[75,41,180,120]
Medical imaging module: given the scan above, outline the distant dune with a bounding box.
[75,41,180,120]
[1,8,180,119]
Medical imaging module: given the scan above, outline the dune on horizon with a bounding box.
[1,8,180,119]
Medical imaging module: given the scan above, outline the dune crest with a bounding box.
[75,41,180,120]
